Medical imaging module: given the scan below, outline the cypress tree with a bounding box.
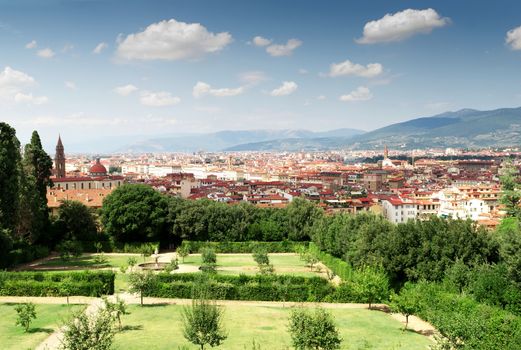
[0,122,21,233]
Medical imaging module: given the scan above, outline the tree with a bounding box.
[103,296,129,331]
[499,159,521,218]
[177,244,190,263]
[101,184,169,242]
[128,271,156,306]
[288,307,342,350]
[60,309,115,350]
[55,200,98,242]
[286,198,323,241]
[127,256,138,272]
[352,265,390,309]
[182,288,227,350]
[253,247,273,274]
[19,131,53,243]
[14,303,37,332]
[0,123,21,234]
[497,217,521,284]
[390,283,423,330]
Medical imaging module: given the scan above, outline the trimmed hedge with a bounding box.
[308,242,352,281]
[146,273,333,302]
[78,241,159,254]
[0,271,115,297]
[181,241,308,254]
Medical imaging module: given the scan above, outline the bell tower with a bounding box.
[55,135,66,178]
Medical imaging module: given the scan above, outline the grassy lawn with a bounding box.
[182,254,319,277]
[113,304,432,350]
[0,303,83,350]
[35,253,144,270]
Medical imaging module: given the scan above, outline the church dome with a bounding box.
[89,158,107,175]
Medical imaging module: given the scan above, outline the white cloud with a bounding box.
[266,39,302,56]
[270,81,298,96]
[62,44,74,53]
[252,36,271,47]
[238,71,267,85]
[25,40,37,49]
[339,86,373,102]
[114,84,138,96]
[193,81,244,98]
[117,18,232,61]
[37,48,55,58]
[0,66,47,105]
[328,59,383,78]
[298,68,308,75]
[93,42,108,54]
[140,91,181,107]
[27,113,127,127]
[317,95,326,100]
[506,25,521,50]
[65,81,76,90]
[357,8,449,44]
[14,93,48,105]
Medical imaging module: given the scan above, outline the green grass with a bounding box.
[36,254,144,270]
[0,303,84,350]
[182,254,319,277]
[113,304,432,350]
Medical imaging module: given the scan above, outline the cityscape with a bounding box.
[1,1,521,350]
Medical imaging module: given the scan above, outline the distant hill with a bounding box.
[227,107,521,151]
[121,128,365,152]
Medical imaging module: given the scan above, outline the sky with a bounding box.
[1,0,521,150]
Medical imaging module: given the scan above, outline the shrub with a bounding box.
[57,240,83,261]
[181,241,308,254]
[15,303,37,332]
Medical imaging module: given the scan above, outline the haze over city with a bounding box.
[1,0,521,151]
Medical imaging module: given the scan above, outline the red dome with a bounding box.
[89,158,107,175]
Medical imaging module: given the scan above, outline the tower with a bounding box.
[384,145,389,159]
[54,135,66,178]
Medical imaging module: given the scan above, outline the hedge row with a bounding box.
[78,241,159,254]
[308,242,352,281]
[181,241,308,254]
[146,273,334,302]
[0,271,115,297]
[5,244,49,268]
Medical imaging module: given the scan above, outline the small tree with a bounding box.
[127,256,138,272]
[103,296,130,331]
[253,248,273,274]
[390,283,423,331]
[140,245,154,262]
[352,265,390,309]
[288,307,341,350]
[182,289,227,350]
[164,257,179,273]
[15,303,37,332]
[62,277,74,305]
[200,247,217,273]
[60,309,115,350]
[303,253,318,272]
[177,245,190,263]
[128,271,156,306]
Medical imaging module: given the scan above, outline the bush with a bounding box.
[308,243,352,281]
[57,240,83,261]
[0,271,115,297]
[7,244,49,267]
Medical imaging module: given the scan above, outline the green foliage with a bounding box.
[288,307,341,350]
[0,122,21,234]
[201,247,217,273]
[181,241,307,254]
[164,257,179,273]
[146,273,334,302]
[60,309,115,350]
[14,303,37,332]
[182,290,227,350]
[351,265,389,309]
[308,243,351,281]
[127,256,138,272]
[177,244,190,262]
[499,159,521,218]
[390,282,423,330]
[0,271,115,296]
[286,197,324,241]
[55,200,98,242]
[101,184,169,242]
[497,217,521,284]
[57,240,83,261]
[103,296,130,331]
[128,271,157,306]
[93,253,108,265]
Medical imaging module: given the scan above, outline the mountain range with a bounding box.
[66,107,520,153]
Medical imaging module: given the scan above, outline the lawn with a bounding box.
[0,303,84,350]
[113,304,432,350]
[34,253,145,270]
[182,253,320,277]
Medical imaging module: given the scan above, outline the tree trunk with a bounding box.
[404,315,409,331]
[368,302,372,310]
[140,293,143,306]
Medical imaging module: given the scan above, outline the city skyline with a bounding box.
[1,0,521,148]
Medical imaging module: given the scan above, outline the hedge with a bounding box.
[308,242,352,281]
[180,241,308,254]
[6,244,49,268]
[146,273,334,302]
[78,241,159,254]
[0,271,115,297]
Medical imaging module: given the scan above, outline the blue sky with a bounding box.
[1,0,521,149]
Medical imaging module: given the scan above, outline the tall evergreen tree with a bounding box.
[0,122,21,233]
[20,131,53,242]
